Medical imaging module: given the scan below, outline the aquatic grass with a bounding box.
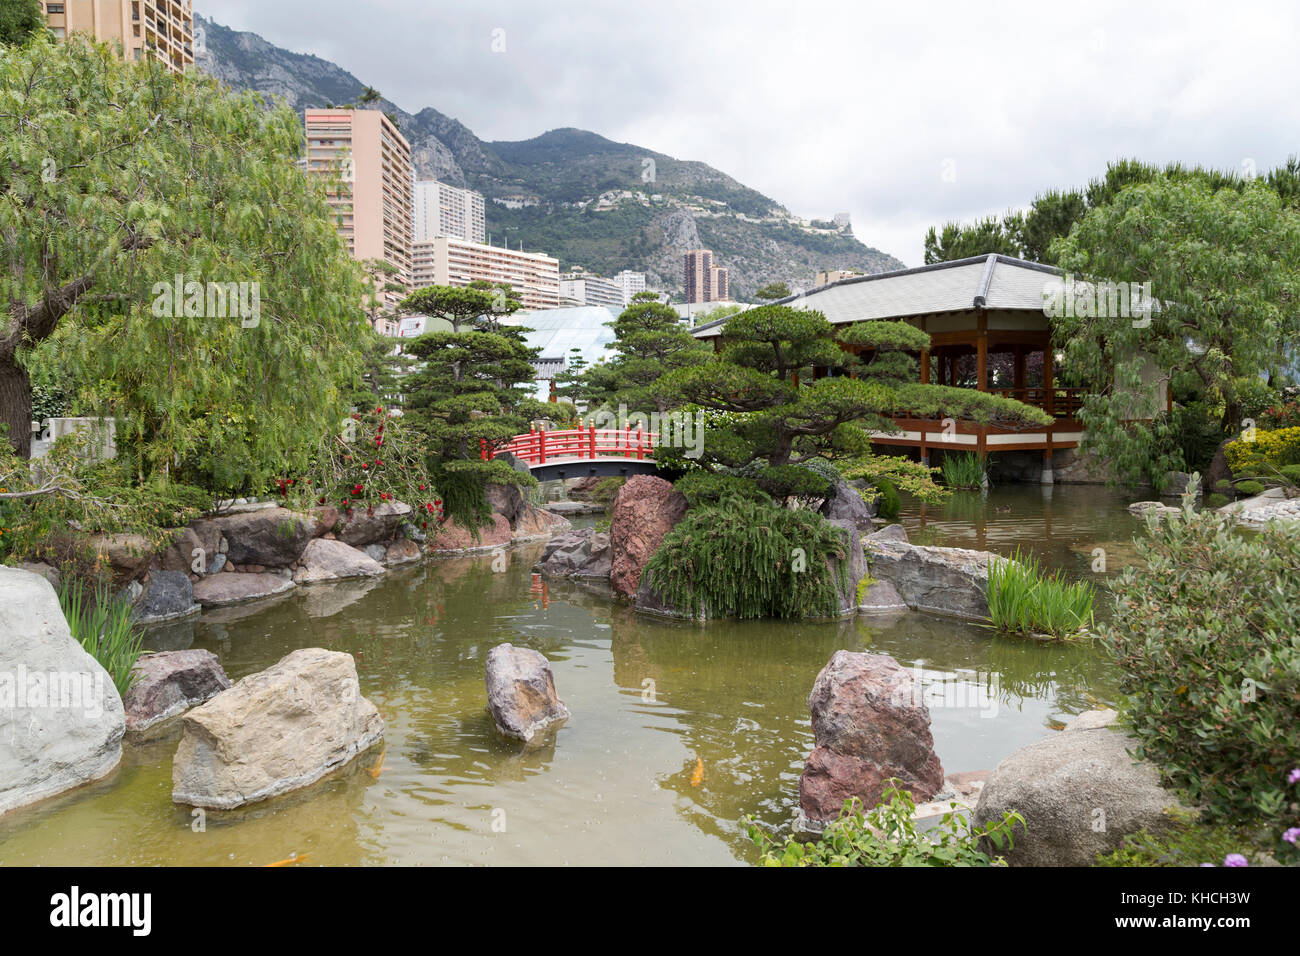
[940,452,985,490]
[58,581,144,696]
[985,548,1094,640]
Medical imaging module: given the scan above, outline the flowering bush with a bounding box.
[281,407,443,533]
[1223,425,1300,476]
[1102,493,1300,832]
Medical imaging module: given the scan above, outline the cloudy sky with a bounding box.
[208,0,1299,266]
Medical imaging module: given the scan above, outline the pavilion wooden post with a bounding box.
[976,312,988,392]
[1041,340,1056,485]
[920,347,930,385]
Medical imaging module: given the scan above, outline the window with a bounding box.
[47,3,65,12]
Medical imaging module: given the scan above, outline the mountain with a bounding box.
[194,14,904,299]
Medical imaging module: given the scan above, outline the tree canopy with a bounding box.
[0,34,370,494]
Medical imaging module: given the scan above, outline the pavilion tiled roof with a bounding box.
[692,254,1063,338]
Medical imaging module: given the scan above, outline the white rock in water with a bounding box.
[0,566,125,815]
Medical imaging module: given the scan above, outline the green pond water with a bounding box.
[0,483,1148,866]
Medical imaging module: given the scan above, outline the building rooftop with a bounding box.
[692,254,1063,337]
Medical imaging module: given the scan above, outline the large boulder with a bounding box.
[171,648,383,809]
[336,501,412,548]
[866,539,996,620]
[513,501,572,539]
[158,520,223,575]
[485,482,525,526]
[610,475,688,599]
[293,538,386,585]
[88,533,152,586]
[123,649,230,735]
[485,643,570,743]
[858,578,908,613]
[211,507,315,567]
[798,650,944,829]
[820,479,875,532]
[538,528,612,578]
[134,570,200,624]
[972,709,1186,866]
[193,572,295,608]
[867,523,908,545]
[0,566,125,815]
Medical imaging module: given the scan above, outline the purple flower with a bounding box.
[1288,768,1300,785]
[1283,828,1300,845]
[1223,854,1249,867]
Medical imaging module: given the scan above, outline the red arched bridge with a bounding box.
[481,426,661,481]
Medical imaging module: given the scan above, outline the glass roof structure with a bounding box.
[502,305,622,401]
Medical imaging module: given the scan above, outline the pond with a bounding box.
[0,483,1147,866]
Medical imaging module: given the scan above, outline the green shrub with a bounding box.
[748,784,1025,867]
[1102,500,1300,830]
[1205,492,1231,508]
[1094,807,1263,867]
[644,496,850,619]
[1280,464,1300,487]
[1234,479,1265,497]
[939,452,985,490]
[1171,401,1228,475]
[752,464,833,505]
[673,470,764,507]
[872,478,901,520]
[795,457,842,485]
[58,581,144,696]
[1224,426,1300,474]
[590,476,626,505]
[984,548,1094,640]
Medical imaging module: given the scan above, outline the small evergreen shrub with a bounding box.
[752,464,833,505]
[673,470,764,507]
[748,785,1025,867]
[1103,499,1300,830]
[1205,492,1231,509]
[644,496,850,619]
[1234,479,1265,497]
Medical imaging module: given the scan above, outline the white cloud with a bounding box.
[209,0,1300,266]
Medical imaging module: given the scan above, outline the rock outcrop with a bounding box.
[134,570,200,624]
[827,518,870,616]
[538,528,612,578]
[866,539,998,620]
[798,650,944,828]
[292,538,386,585]
[610,475,688,599]
[484,643,570,743]
[211,507,315,567]
[172,648,383,809]
[972,709,1186,866]
[193,572,296,608]
[336,501,412,548]
[819,479,875,532]
[123,649,230,735]
[0,566,125,815]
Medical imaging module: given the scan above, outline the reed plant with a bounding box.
[985,548,1094,640]
[940,452,985,490]
[58,581,144,695]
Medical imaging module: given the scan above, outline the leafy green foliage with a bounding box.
[1,34,371,483]
[985,548,1095,640]
[749,463,833,506]
[1102,493,1300,829]
[644,496,850,619]
[0,0,43,47]
[400,283,518,333]
[577,300,710,411]
[59,581,144,696]
[1094,806,1264,867]
[940,452,985,490]
[748,785,1025,867]
[1052,178,1300,486]
[672,470,765,507]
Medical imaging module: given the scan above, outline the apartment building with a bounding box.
[614,270,647,305]
[683,249,728,303]
[413,180,486,244]
[44,0,194,74]
[412,237,559,311]
[559,269,624,309]
[304,109,414,315]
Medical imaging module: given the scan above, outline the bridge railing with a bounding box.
[481,425,656,466]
